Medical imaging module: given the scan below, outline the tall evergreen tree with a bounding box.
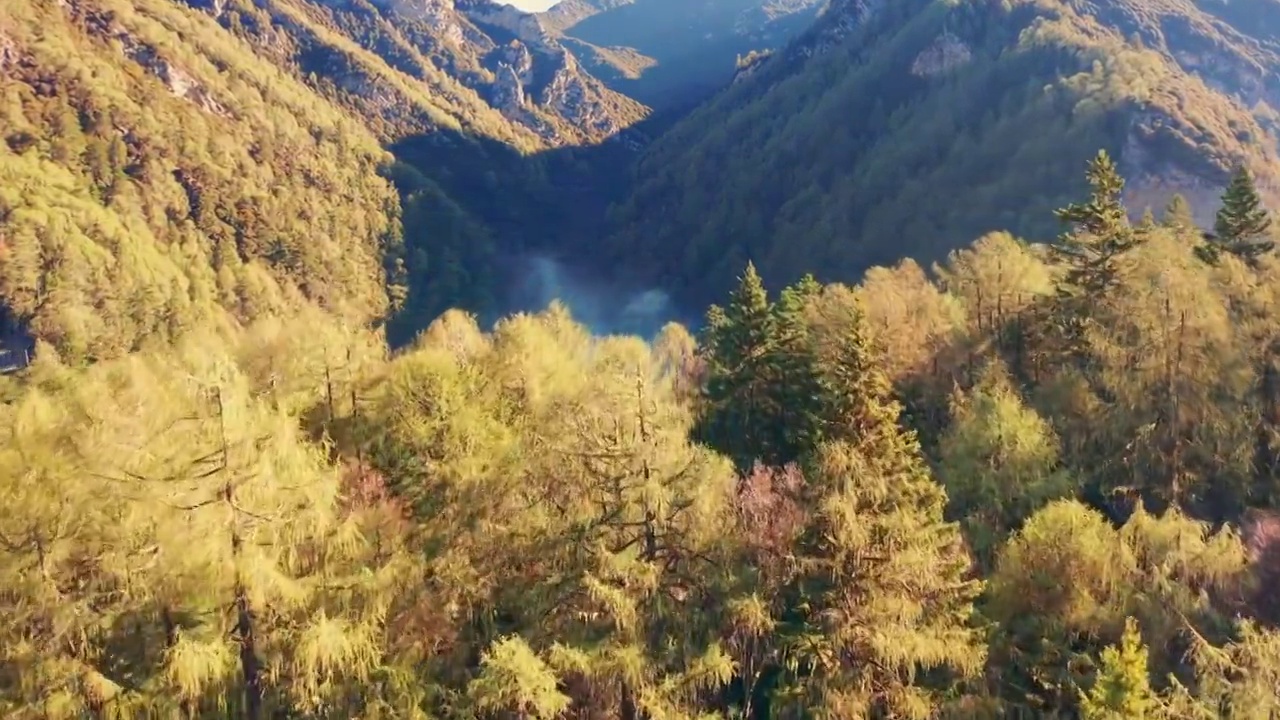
[1047,150,1142,373]
[696,266,830,470]
[771,274,827,461]
[1208,165,1274,263]
[1050,149,1141,299]
[778,309,984,717]
[695,262,784,470]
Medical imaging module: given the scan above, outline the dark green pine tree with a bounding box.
[694,262,785,471]
[777,305,984,716]
[771,274,827,460]
[696,266,834,471]
[1049,149,1141,300]
[1048,150,1142,369]
[1209,166,1274,264]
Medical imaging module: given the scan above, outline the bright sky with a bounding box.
[498,0,560,10]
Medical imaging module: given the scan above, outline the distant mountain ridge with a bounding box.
[603,0,1280,306]
[537,0,825,107]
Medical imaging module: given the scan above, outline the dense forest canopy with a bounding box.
[0,0,656,363]
[6,149,1280,717]
[0,0,402,359]
[11,0,1280,713]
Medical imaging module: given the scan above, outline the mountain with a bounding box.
[0,0,657,362]
[0,0,402,360]
[180,0,649,145]
[539,0,824,108]
[16,0,1280,362]
[605,0,1280,305]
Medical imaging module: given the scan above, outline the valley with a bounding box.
[11,0,1280,350]
[7,0,1280,716]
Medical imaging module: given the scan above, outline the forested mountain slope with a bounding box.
[0,0,401,360]
[539,0,823,108]
[183,0,648,145]
[0,0,655,363]
[606,0,1280,305]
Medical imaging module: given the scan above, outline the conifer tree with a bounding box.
[1139,206,1157,231]
[1050,149,1141,300]
[696,264,826,469]
[1209,165,1274,264]
[1079,617,1160,720]
[696,262,781,470]
[937,361,1075,569]
[777,308,984,717]
[771,274,827,461]
[1161,193,1195,233]
[0,334,405,718]
[1048,150,1142,373]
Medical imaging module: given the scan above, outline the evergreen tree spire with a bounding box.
[1048,150,1142,369]
[696,265,834,470]
[1210,165,1274,264]
[778,305,984,716]
[818,305,903,447]
[1050,149,1142,299]
[772,273,827,459]
[1161,193,1195,233]
[1138,206,1156,230]
[695,262,784,470]
[1079,617,1160,719]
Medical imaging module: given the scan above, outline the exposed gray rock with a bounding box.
[458,0,557,52]
[488,41,535,85]
[175,0,229,17]
[540,50,623,136]
[122,42,229,116]
[491,62,527,110]
[788,0,884,62]
[910,30,972,77]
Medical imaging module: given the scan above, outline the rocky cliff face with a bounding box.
[909,30,972,77]
[459,0,557,50]
[785,0,884,61]
[458,0,647,139]
[62,0,231,114]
